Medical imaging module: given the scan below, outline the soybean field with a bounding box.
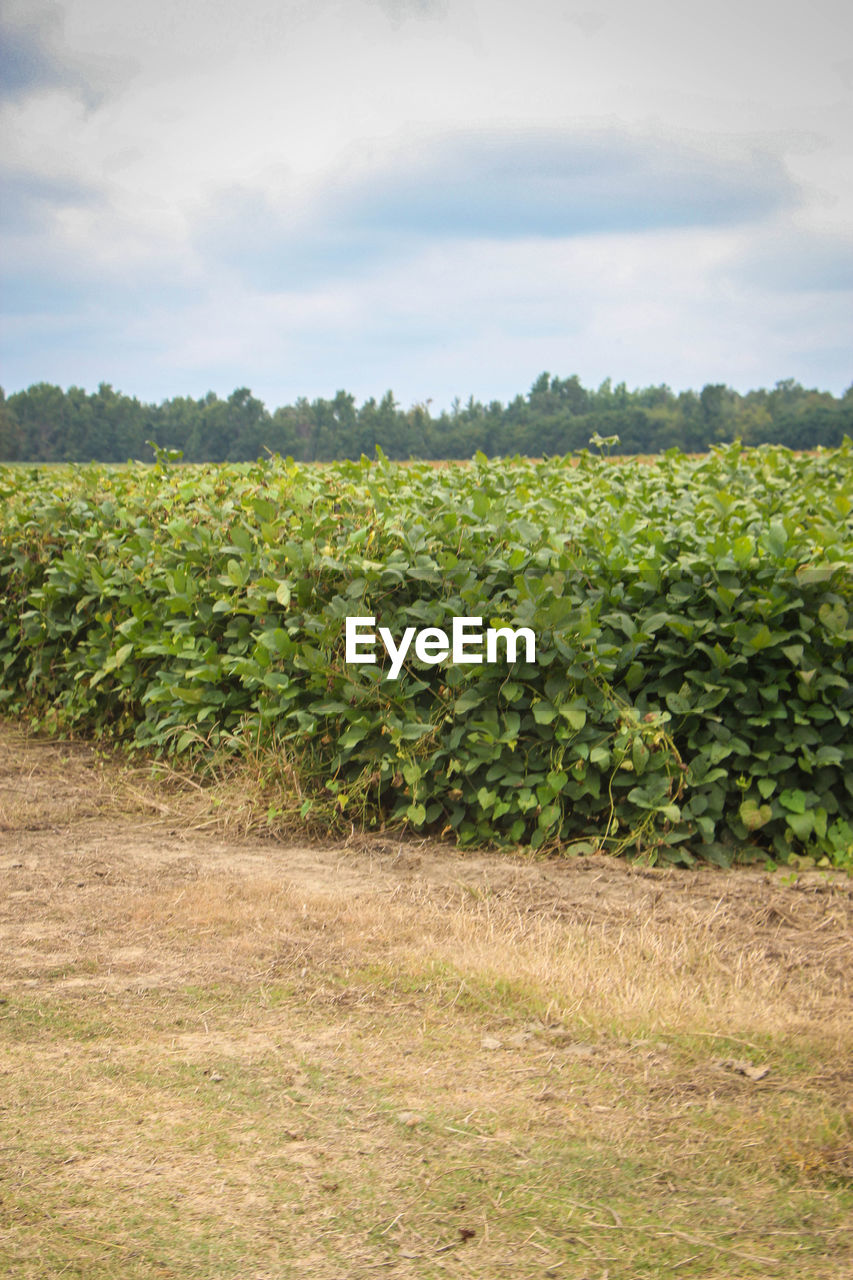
[1,441,851,867]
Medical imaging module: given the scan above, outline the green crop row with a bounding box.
[1,441,851,867]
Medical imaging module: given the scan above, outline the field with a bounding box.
[1,442,852,867]
[1,444,852,1275]
[1,722,851,1278]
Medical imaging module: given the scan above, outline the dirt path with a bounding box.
[1,721,851,1279]
[3,721,850,984]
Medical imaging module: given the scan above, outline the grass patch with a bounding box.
[2,724,851,1276]
[2,979,851,1279]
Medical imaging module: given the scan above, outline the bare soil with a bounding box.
[1,722,851,1279]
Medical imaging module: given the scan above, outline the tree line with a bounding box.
[1,374,850,463]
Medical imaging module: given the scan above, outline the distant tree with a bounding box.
[0,389,22,459]
[8,383,74,460]
[2,374,849,462]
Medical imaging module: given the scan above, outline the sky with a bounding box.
[1,0,852,411]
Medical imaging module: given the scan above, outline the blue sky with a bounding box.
[1,0,852,410]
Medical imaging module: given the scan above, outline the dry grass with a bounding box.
[1,721,851,1278]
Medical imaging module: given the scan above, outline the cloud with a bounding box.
[4,220,852,410]
[0,0,133,109]
[0,3,72,99]
[341,129,796,237]
[197,126,799,291]
[833,57,853,91]
[372,0,449,20]
[1,0,850,407]
[0,166,99,233]
[727,226,853,294]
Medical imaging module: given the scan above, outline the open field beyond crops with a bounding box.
[1,722,851,1279]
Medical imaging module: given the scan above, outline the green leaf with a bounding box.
[397,722,434,740]
[252,497,276,523]
[819,601,848,635]
[739,798,772,830]
[779,788,807,814]
[472,490,490,519]
[747,624,774,652]
[765,522,788,556]
[786,811,814,841]
[731,534,753,564]
[538,802,561,830]
[226,558,247,587]
[560,702,587,731]
[632,738,649,774]
[114,642,133,668]
[340,724,369,748]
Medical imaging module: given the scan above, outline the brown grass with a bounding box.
[1,721,851,1278]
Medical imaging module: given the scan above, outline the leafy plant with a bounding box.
[1,442,851,867]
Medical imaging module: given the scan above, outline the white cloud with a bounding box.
[1,0,851,406]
